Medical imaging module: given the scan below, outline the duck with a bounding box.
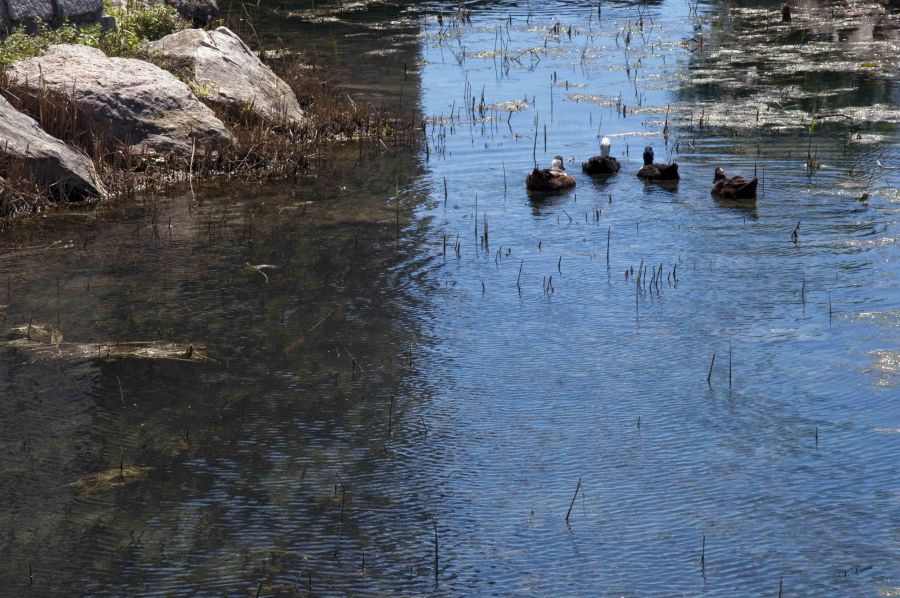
[526,155,576,192]
[636,146,679,181]
[582,137,621,176]
[711,167,758,201]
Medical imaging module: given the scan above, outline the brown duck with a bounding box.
[636,146,679,181]
[711,167,758,201]
[582,137,621,176]
[527,156,576,192]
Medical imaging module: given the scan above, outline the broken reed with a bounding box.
[0,51,418,221]
[565,478,582,524]
[699,534,706,569]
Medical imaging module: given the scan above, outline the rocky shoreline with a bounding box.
[0,3,389,220]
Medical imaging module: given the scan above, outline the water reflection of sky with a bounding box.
[412,0,898,595]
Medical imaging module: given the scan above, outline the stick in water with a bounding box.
[565,478,582,524]
[387,396,394,439]
[117,376,125,407]
[728,344,732,388]
[606,226,611,265]
[433,517,439,583]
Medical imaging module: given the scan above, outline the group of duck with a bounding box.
[526,137,759,202]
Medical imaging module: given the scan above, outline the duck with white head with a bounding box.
[582,137,621,176]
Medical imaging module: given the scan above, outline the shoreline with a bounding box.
[0,4,415,224]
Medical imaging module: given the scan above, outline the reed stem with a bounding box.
[433,517,439,583]
[565,478,582,524]
[606,227,611,265]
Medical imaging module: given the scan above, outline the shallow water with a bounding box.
[1,0,899,595]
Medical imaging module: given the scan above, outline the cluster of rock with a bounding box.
[0,26,306,204]
[0,0,218,33]
[0,0,103,32]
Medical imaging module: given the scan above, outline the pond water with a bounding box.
[1,0,899,595]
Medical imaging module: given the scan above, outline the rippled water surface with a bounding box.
[1,0,899,595]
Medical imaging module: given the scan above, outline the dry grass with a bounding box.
[4,322,212,362]
[0,162,50,219]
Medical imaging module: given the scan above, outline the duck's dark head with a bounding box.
[642,146,654,166]
[714,167,726,182]
[550,155,565,171]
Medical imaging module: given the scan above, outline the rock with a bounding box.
[99,13,116,31]
[166,0,218,26]
[147,27,305,128]
[106,0,218,26]
[0,94,107,200]
[2,6,21,34]
[54,0,103,22]
[5,0,53,23]
[1,3,13,35]
[0,0,108,31]
[7,44,233,160]
[0,0,215,32]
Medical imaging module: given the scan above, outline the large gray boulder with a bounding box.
[147,27,305,128]
[7,44,233,159]
[0,94,107,200]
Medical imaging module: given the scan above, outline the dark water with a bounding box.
[2,0,899,595]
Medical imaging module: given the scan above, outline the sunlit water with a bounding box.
[1,0,898,595]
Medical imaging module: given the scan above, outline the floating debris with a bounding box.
[866,350,900,387]
[365,48,403,56]
[5,324,211,362]
[485,99,529,112]
[466,49,507,59]
[70,466,153,494]
[848,311,900,328]
[245,262,279,283]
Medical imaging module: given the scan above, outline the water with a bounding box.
[1,0,899,595]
